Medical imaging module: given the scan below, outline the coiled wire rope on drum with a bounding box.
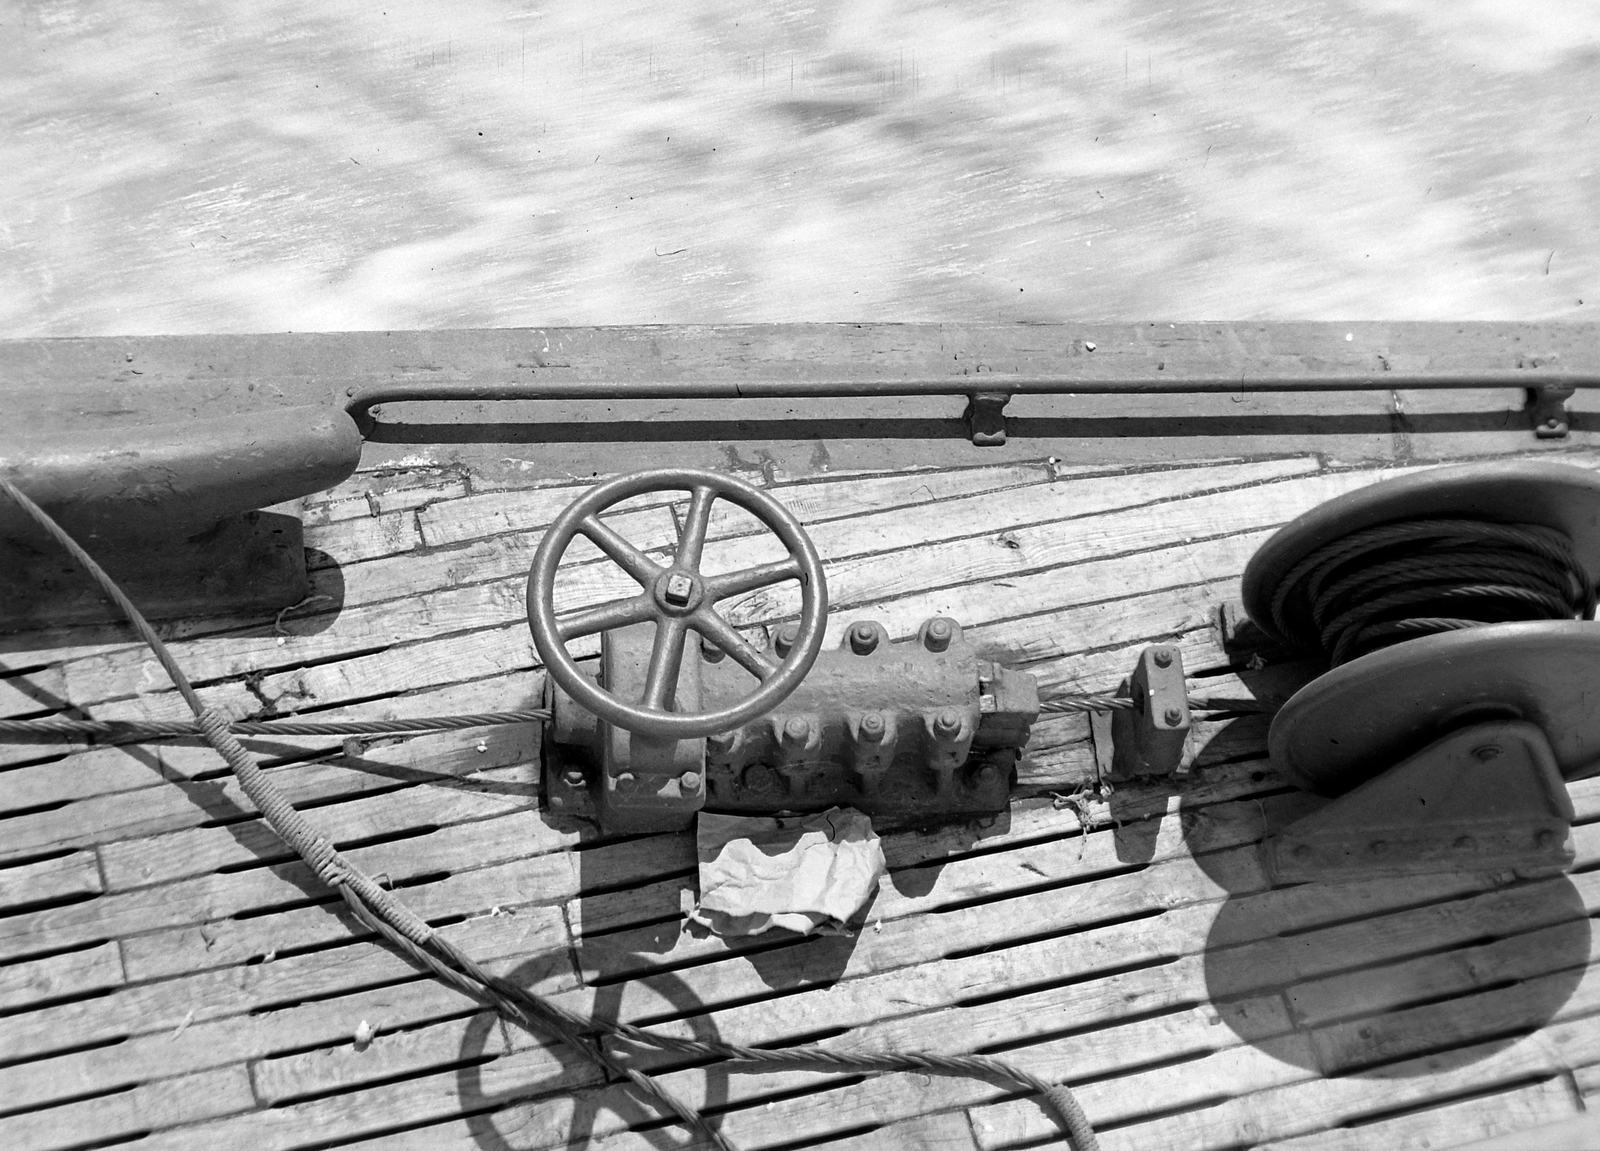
[1267,517,1596,667]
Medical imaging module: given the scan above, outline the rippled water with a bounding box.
[2,0,1596,335]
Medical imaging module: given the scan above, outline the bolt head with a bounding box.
[933,709,963,739]
[562,768,587,788]
[924,618,954,652]
[1163,706,1184,726]
[848,621,880,654]
[743,764,778,794]
[859,712,886,742]
[783,716,811,744]
[679,771,701,791]
[1472,744,1502,762]
[663,572,695,606]
[976,764,1000,786]
[773,622,800,657]
[1152,648,1173,668]
[614,772,639,794]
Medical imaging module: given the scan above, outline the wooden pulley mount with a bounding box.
[1239,460,1600,882]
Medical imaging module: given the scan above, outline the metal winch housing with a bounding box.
[545,616,1039,832]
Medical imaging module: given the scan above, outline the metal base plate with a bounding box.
[1264,719,1575,882]
[1268,622,1600,796]
[0,510,309,632]
[1241,460,1600,646]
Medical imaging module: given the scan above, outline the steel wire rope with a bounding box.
[0,475,1098,1151]
[1266,517,1594,666]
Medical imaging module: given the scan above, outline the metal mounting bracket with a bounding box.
[1528,383,1576,439]
[1263,718,1575,882]
[964,391,1012,446]
[1091,645,1192,782]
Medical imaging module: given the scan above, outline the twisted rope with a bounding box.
[0,476,1097,1151]
[0,711,548,741]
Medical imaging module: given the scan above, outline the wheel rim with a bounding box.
[527,468,828,739]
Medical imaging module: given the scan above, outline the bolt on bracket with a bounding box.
[1528,383,1576,439]
[965,391,1012,446]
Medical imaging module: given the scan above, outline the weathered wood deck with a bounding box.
[4,325,1600,1151]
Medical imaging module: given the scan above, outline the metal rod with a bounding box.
[345,371,1596,419]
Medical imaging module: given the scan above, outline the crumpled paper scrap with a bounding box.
[687,807,886,938]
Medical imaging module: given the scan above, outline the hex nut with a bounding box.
[924,618,954,653]
[848,622,880,655]
[859,712,886,742]
[783,716,811,745]
[933,709,963,739]
[614,772,639,794]
[562,768,587,788]
[773,622,801,657]
[1152,648,1173,668]
[1163,706,1184,726]
[679,771,702,791]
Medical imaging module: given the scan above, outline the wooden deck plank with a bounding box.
[0,940,123,1011]
[5,437,1600,1151]
[0,723,538,862]
[0,849,102,913]
[1253,1077,1580,1151]
[0,1066,256,1151]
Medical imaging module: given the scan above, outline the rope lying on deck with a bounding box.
[0,711,550,740]
[1,694,1255,740]
[0,476,1099,1151]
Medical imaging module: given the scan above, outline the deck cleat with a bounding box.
[1239,460,1600,882]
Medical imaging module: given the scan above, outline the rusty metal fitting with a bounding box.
[782,716,811,746]
[859,712,887,742]
[773,622,801,657]
[848,621,880,655]
[933,709,963,739]
[924,617,954,653]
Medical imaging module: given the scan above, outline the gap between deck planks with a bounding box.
[4,449,1600,1151]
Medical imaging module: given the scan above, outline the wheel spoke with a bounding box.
[691,609,778,681]
[675,486,717,572]
[577,515,664,588]
[703,556,803,602]
[641,617,690,710]
[556,594,657,642]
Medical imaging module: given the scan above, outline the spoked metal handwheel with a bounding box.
[526,468,828,740]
